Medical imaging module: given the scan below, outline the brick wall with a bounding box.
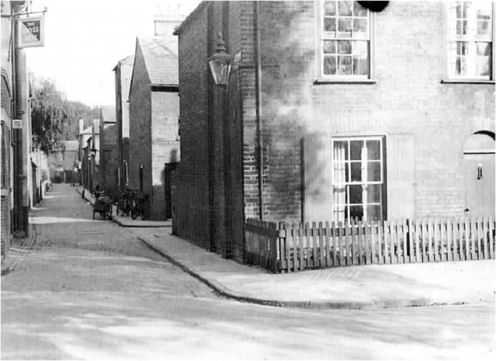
[254,1,494,222]
[150,91,179,220]
[175,3,211,248]
[101,123,119,200]
[176,1,494,262]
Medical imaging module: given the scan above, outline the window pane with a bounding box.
[337,56,352,75]
[350,140,362,160]
[349,185,363,204]
[324,1,336,16]
[462,2,469,18]
[323,40,337,54]
[477,20,491,37]
[367,162,381,182]
[323,56,337,75]
[456,57,467,75]
[353,1,367,17]
[353,41,368,56]
[338,40,352,54]
[476,43,491,76]
[456,2,463,18]
[456,20,467,35]
[338,1,352,16]
[338,18,352,37]
[353,18,368,35]
[366,205,381,222]
[333,162,349,183]
[366,140,380,160]
[350,162,362,182]
[366,184,381,203]
[457,41,468,55]
[477,42,491,56]
[333,140,349,159]
[478,4,491,21]
[324,17,336,32]
[353,56,368,75]
[349,205,363,221]
[352,41,368,75]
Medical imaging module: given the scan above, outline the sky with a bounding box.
[27,0,200,107]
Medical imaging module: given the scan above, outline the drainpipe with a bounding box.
[254,1,264,221]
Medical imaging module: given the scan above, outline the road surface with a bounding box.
[1,184,494,360]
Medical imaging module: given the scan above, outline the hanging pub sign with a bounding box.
[12,119,22,129]
[18,16,45,48]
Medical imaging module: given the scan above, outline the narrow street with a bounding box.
[1,184,494,360]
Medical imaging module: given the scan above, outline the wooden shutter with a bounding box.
[303,134,334,223]
[386,134,415,220]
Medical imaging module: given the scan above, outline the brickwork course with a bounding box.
[128,37,180,220]
[175,1,495,262]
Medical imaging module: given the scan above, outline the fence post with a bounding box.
[489,217,495,259]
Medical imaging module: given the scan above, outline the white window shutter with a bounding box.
[387,134,415,220]
[303,134,334,223]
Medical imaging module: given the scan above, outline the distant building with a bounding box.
[61,140,79,182]
[113,55,134,190]
[128,37,180,220]
[99,106,119,199]
[79,119,101,192]
[174,1,495,261]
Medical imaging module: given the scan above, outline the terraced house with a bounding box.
[173,1,495,263]
[128,37,180,220]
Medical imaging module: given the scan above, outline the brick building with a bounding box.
[113,55,134,190]
[79,119,101,192]
[174,1,495,262]
[99,106,119,199]
[1,0,31,259]
[128,37,180,220]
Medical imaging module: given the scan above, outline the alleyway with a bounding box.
[1,184,494,360]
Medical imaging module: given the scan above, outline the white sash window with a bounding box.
[448,1,494,80]
[318,1,371,79]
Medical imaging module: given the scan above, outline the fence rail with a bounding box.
[245,217,495,273]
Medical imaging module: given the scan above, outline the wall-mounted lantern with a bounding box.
[208,32,232,87]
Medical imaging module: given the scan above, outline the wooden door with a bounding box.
[463,133,495,218]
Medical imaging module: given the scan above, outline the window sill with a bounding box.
[441,79,495,84]
[314,79,377,85]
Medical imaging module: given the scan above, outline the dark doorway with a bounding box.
[164,162,178,219]
[463,132,495,217]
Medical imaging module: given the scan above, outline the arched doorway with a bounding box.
[463,131,495,217]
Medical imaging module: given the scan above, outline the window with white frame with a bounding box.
[332,137,385,222]
[319,1,371,79]
[448,1,493,80]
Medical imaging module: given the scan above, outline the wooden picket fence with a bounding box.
[245,217,495,273]
[245,219,279,272]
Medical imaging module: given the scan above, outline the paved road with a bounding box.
[1,184,494,360]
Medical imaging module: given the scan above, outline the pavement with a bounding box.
[79,186,496,309]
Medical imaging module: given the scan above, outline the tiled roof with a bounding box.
[138,37,178,85]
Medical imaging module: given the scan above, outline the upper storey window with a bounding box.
[448,2,493,80]
[318,1,371,80]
